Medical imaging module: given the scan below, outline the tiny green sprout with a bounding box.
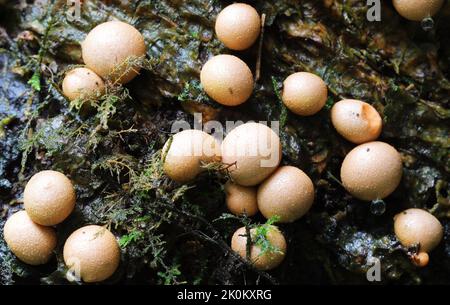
[28,70,41,91]
[119,230,144,248]
[324,96,334,110]
[177,80,206,103]
[252,215,283,256]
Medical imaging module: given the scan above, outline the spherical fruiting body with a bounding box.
[62,67,105,101]
[225,181,258,216]
[200,55,254,106]
[331,99,382,144]
[221,122,281,186]
[63,225,121,283]
[257,166,315,223]
[392,0,444,21]
[281,72,328,116]
[340,141,403,201]
[231,226,286,270]
[215,3,261,50]
[82,21,146,84]
[412,252,430,268]
[162,129,220,183]
[24,170,76,226]
[3,211,57,265]
[394,208,443,253]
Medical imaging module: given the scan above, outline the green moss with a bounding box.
[271,76,288,128]
[2,0,450,285]
[251,216,283,257]
[177,79,218,109]
[27,70,41,92]
[119,230,144,249]
[0,116,14,138]
[19,116,77,172]
[157,263,184,285]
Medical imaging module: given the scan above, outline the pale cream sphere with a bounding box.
[3,210,57,265]
[231,226,287,271]
[200,55,254,106]
[282,72,328,116]
[163,129,221,183]
[331,99,382,144]
[394,208,443,253]
[24,170,76,226]
[340,141,403,201]
[63,225,121,283]
[225,181,258,217]
[257,166,315,223]
[221,122,281,186]
[62,67,105,101]
[215,3,261,50]
[392,0,444,21]
[82,21,146,84]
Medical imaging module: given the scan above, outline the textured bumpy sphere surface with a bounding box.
[82,21,146,84]
[231,226,286,270]
[225,181,258,216]
[63,225,121,283]
[340,142,403,201]
[163,129,220,183]
[215,3,261,50]
[4,211,57,265]
[62,67,105,101]
[24,170,76,226]
[392,0,444,21]
[282,72,328,116]
[331,99,382,144]
[257,166,315,223]
[221,122,281,186]
[394,208,443,253]
[200,55,254,106]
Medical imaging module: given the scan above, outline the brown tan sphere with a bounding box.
[331,99,382,144]
[257,166,315,223]
[340,141,403,201]
[411,252,430,268]
[163,129,221,183]
[392,0,444,21]
[225,181,258,217]
[281,72,328,116]
[221,122,281,186]
[231,226,286,271]
[215,3,261,51]
[81,21,146,84]
[24,170,76,226]
[3,210,56,265]
[200,55,254,106]
[394,208,443,253]
[62,67,105,101]
[63,225,120,283]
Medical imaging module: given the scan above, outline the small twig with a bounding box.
[158,199,278,284]
[327,171,343,187]
[255,13,266,82]
[245,224,252,262]
[150,11,178,28]
[111,126,138,141]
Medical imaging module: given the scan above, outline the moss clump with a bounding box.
[251,216,283,257]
